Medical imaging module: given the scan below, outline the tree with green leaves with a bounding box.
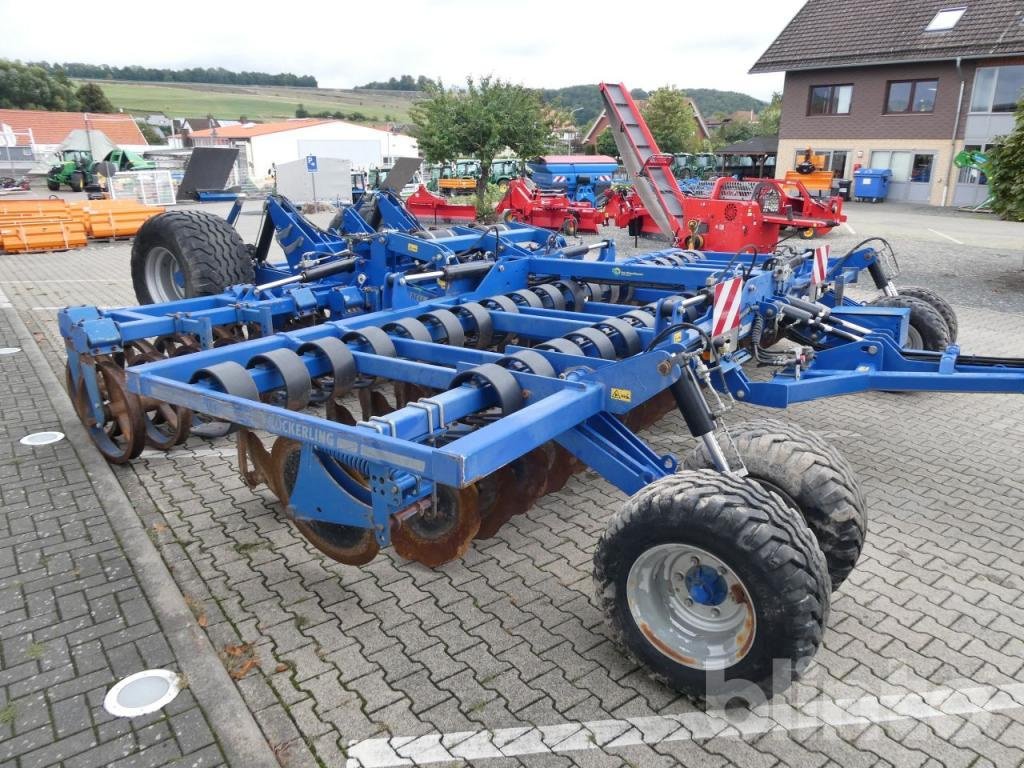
[988,98,1024,221]
[75,82,113,112]
[0,59,80,110]
[295,103,309,118]
[137,121,166,145]
[411,76,554,207]
[596,127,619,157]
[642,87,698,154]
[756,92,782,136]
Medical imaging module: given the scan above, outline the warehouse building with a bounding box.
[752,0,1024,206]
[188,118,418,182]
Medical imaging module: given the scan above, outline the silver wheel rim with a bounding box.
[627,543,756,671]
[145,246,186,303]
[906,324,924,349]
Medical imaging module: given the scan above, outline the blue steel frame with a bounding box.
[60,192,1024,548]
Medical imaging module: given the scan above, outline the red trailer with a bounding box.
[495,178,603,235]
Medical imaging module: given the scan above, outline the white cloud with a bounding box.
[0,0,803,99]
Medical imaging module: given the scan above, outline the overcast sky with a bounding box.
[0,0,804,100]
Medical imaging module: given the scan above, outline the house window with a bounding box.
[925,7,966,31]
[970,65,1024,113]
[885,80,938,113]
[793,149,850,178]
[870,151,935,183]
[808,84,852,115]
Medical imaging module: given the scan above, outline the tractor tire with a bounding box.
[131,210,254,305]
[561,215,579,237]
[46,178,60,192]
[684,420,867,591]
[868,294,950,351]
[327,207,347,233]
[69,172,85,192]
[895,286,958,342]
[594,470,830,702]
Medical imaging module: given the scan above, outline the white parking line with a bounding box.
[843,222,856,235]
[926,228,965,245]
[0,286,11,308]
[344,682,1024,767]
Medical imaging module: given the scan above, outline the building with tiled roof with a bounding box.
[751,0,1024,206]
[0,108,148,147]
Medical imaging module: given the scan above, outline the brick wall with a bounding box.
[780,61,976,141]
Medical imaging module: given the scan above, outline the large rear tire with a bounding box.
[131,210,254,305]
[69,172,85,192]
[46,178,60,192]
[868,294,950,351]
[895,286,958,341]
[594,470,830,701]
[685,420,867,590]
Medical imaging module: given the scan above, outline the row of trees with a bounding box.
[0,60,115,112]
[295,105,396,123]
[29,62,317,88]
[356,75,436,91]
[989,99,1024,221]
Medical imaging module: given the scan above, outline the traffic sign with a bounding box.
[306,155,318,173]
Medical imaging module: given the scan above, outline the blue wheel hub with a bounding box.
[685,564,728,606]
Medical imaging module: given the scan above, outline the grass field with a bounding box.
[80,80,421,123]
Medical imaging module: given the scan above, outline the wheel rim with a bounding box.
[627,543,756,671]
[145,246,187,303]
[906,325,924,349]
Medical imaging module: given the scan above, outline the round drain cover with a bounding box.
[103,669,182,718]
[20,431,65,446]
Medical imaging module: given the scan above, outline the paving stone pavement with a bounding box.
[2,205,1024,767]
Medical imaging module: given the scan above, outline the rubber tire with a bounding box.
[594,470,830,701]
[69,172,85,192]
[896,286,958,342]
[684,420,867,590]
[131,210,254,305]
[868,295,950,351]
[46,178,60,191]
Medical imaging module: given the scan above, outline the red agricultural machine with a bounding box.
[600,83,846,251]
[495,178,603,235]
[404,184,478,224]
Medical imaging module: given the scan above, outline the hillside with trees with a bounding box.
[29,61,318,88]
[0,59,115,111]
[356,75,436,91]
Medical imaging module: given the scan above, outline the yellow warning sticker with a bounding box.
[611,388,632,403]
[407,243,419,253]
[673,331,683,342]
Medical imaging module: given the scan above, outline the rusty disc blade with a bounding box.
[237,429,275,492]
[391,485,480,567]
[295,518,380,566]
[72,360,146,464]
[543,443,578,496]
[268,436,302,503]
[272,437,381,565]
[394,382,431,409]
[474,467,517,539]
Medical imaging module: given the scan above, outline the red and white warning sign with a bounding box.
[712,277,743,337]
[811,243,831,285]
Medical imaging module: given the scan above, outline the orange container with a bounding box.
[0,199,70,216]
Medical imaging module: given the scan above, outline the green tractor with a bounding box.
[46,149,95,192]
[46,148,156,192]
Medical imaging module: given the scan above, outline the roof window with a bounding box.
[926,7,966,31]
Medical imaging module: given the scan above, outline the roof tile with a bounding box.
[0,108,148,146]
[751,0,1024,73]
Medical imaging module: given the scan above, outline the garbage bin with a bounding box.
[833,178,852,201]
[853,168,892,202]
